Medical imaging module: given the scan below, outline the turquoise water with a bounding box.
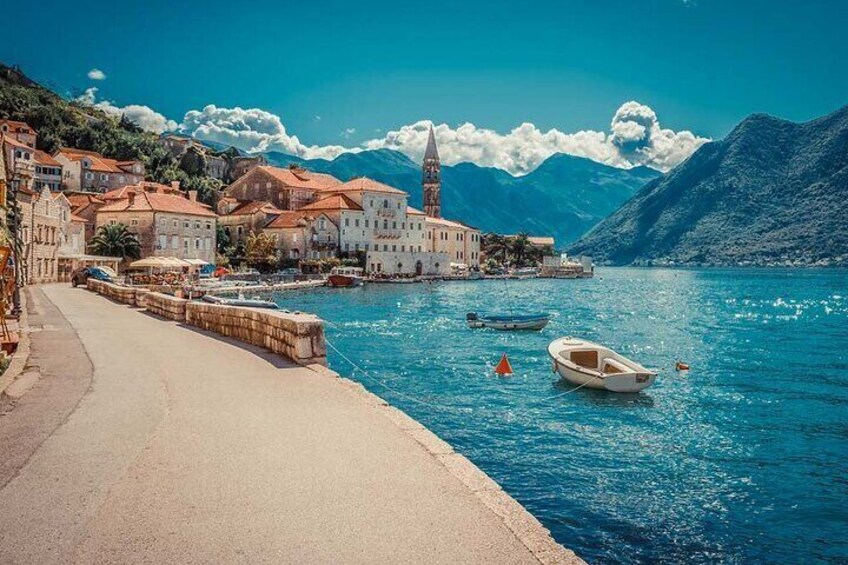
[272,268,848,564]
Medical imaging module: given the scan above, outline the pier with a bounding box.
[0,284,582,565]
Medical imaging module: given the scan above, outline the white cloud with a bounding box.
[76,87,177,134]
[364,101,708,174]
[71,87,705,173]
[179,105,353,160]
[87,68,106,80]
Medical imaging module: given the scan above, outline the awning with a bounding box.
[129,257,192,269]
[183,259,211,266]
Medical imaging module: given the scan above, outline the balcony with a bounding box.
[373,229,402,239]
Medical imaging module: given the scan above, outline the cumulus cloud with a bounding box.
[364,101,708,174]
[87,68,106,80]
[179,105,353,160]
[76,87,177,134]
[177,100,706,175]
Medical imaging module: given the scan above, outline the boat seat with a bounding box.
[602,358,630,375]
[570,350,598,370]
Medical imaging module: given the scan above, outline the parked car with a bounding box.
[70,266,117,287]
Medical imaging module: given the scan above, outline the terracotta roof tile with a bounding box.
[264,211,311,229]
[97,191,217,217]
[256,166,341,190]
[34,150,61,167]
[226,200,282,216]
[328,177,407,196]
[406,206,426,216]
[299,193,363,212]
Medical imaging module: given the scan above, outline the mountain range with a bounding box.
[568,105,848,266]
[263,149,659,246]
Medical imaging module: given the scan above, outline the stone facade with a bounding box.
[229,155,267,181]
[54,148,144,193]
[95,188,217,263]
[426,216,481,267]
[224,166,341,210]
[18,186,68,284]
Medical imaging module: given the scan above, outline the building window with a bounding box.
[205,237,211,250]
[383,199,388,208]
[158,234,167,249]
[354,219,359,227]
[85,172,94,181]
[344,218,349,227]
[206,222,212,230]
[172,235,179,249]
[130,218,139,226]
[195,221,201,230]
[100,174,108,181]
[365,219,369,228]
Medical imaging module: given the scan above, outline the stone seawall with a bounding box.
[86,286,327,366]
[143,292,188,322]
[186,302,326,366]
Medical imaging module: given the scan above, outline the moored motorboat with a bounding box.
[547,337,656,392]
[202,294,279,309]
[466,312,550,331]
[328,267,364,288]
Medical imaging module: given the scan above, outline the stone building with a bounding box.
[159,135,229,180]
[263,211,339,261]
[65,192,106,242]
[33,150,63,191]
[224,165,341,210]
[95,183,217,263]
[54,148,144,193]
[422,125,441,218]
[229,155,267,181]
[0,119,36,148]
[18,186,66,284]
[425,216,482,267]
[217,198,283,245]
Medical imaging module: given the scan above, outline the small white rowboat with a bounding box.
[547,337,657,393]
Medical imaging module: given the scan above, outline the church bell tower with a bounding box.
[422,124,441,218]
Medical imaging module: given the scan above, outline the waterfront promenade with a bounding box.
[0,285,577,564]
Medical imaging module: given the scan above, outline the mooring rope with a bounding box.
[325,327,600,412]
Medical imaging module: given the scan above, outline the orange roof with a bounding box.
[225,200,282,217]
[34,150,61,167]
[97,191,217,217]
[70,213,89,223]
[2,135,33,150]
[66,192,106,210]
[406,206,425,216]
[0,120,36,134]
[264,211,312,229]
[102,181,181,201]
[57,147,141,174]
[328,177,407,196]
[299,193,363,212]
[254,166,341,190]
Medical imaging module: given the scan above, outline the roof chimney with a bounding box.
[128,191,136,206]
[170,180,180,191]
[188,190,198,202]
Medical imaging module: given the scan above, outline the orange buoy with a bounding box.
[675,361,690,371]
[495,354,514,376]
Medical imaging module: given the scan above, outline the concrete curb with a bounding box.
[0,291,31,397]
[308,366,587,565]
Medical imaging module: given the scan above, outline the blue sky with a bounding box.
[4,0,847,173]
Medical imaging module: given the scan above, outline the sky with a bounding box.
[4,0,847,174]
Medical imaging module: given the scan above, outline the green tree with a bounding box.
[482,233,510,264]
[88,223,142,260]
[216,224,230,254]
[179,146,207,176]
[244,232,279,273]
[509,232,531,266]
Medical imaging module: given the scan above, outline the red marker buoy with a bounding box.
[675,361,690,371]
[495,354,514,376]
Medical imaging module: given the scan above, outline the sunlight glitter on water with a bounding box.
[272,268,848,564]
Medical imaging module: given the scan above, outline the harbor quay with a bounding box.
[0,283,584,565]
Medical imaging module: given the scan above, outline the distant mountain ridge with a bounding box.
[264,149,659,246]
[568,105,848,266]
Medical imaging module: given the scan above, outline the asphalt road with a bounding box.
[0,284,542,564]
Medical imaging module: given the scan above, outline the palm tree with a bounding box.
[482,233,510,264]
[89,223,141,260]
[509,232,531,267]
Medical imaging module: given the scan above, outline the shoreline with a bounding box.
[80,279,585,564]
